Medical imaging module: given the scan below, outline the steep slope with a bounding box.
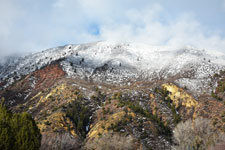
[0,62,65,107]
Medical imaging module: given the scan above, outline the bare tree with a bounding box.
[173,117,225,150]
[209,140,225,150]
[84,133,140,150]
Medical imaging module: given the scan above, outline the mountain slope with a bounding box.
[0,41,225,150]
[1,41,225,94]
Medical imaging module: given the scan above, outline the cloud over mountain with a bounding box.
[0,0,225,60]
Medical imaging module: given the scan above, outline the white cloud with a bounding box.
[94,5,225,51]
[0,0,225,61]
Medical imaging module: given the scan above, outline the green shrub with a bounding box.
[211,91,223,101]
[159,88,182,125]
[66,100,90,138]
[118,99,172,136]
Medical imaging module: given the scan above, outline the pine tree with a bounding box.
[0,104,41,150]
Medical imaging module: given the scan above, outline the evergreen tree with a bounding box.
[0,104,41,150]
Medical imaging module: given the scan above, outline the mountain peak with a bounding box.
[0,42,225,95]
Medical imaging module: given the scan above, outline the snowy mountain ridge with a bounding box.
[1,41,225,95]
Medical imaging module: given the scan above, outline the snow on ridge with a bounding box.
[72,41,225,71]
[0,41,225,92]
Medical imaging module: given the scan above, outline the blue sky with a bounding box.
[0,0,225,58]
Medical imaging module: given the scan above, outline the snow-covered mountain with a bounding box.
[1,41,225,150]
[1,41,225,95]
